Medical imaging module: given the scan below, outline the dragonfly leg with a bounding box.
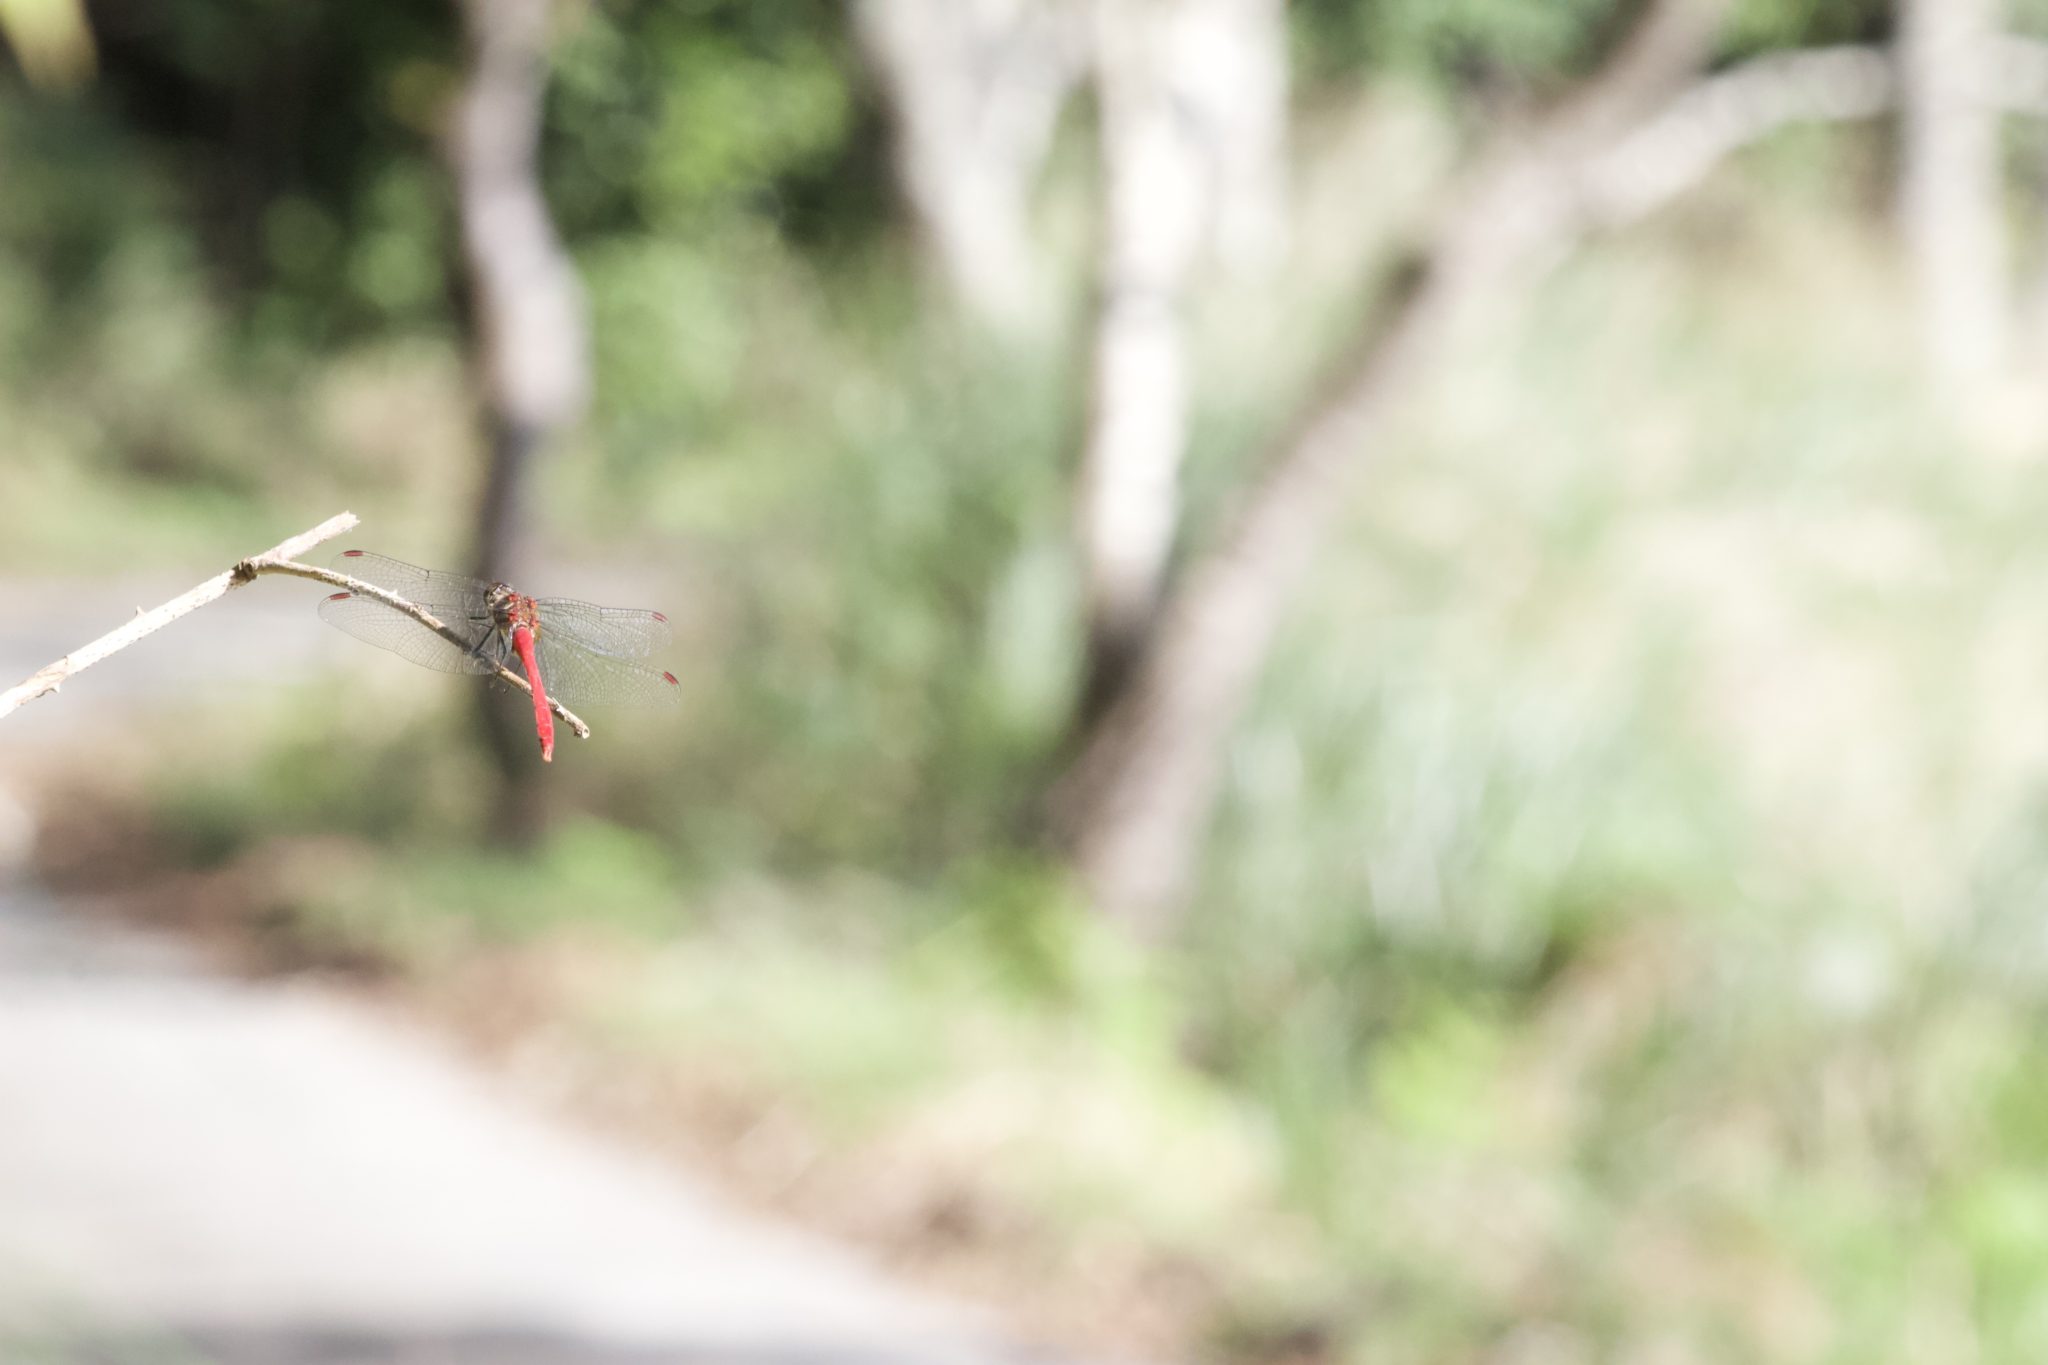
[466,626,508,670]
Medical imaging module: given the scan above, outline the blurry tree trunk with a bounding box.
[853,0,1087,332]
[1073,0,1204,724]
[1052,0,1735,935]
[1073,0,1289,725]
[448,0,589,833]
[1898,0,2009,381]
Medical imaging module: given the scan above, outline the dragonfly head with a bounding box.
[485,582,516,628]
[486,582,541,635]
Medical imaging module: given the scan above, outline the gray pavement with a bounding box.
[0,880,1084,1365]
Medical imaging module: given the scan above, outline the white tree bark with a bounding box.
[1072,0,1290,719]
[1073,0,1204,714]
[853,0,1088,331]
[1899,0,2009,380]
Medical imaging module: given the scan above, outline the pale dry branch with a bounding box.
[0,510,590,742]
[1579,46,1895,226]
[1578,38,2048,230]
[0,512,359,718]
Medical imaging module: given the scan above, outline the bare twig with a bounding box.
[0,510,591,743]
[0,512,358,718]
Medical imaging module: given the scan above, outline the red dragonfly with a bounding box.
[319,550,679,762]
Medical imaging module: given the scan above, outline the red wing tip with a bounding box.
[340,550,365,558]
[652,611,669,623]
[662,672,679,686]
[324,591,354,601]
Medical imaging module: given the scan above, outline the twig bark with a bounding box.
[0,511,591,741]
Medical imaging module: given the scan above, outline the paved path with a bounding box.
[0,575,1104,1365]
[0,879,1091,1365]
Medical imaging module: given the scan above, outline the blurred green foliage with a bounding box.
[1293,0,1618,88]
[546,2,877,241]
[19,2,2048,1361]
[0,0,881,567]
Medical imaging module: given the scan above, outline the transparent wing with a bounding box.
[533,632,682,708]
[332,550,493,612]
[318,592,502,676]
[533,598,673,659]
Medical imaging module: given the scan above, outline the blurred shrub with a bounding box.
[546,1,874,243]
